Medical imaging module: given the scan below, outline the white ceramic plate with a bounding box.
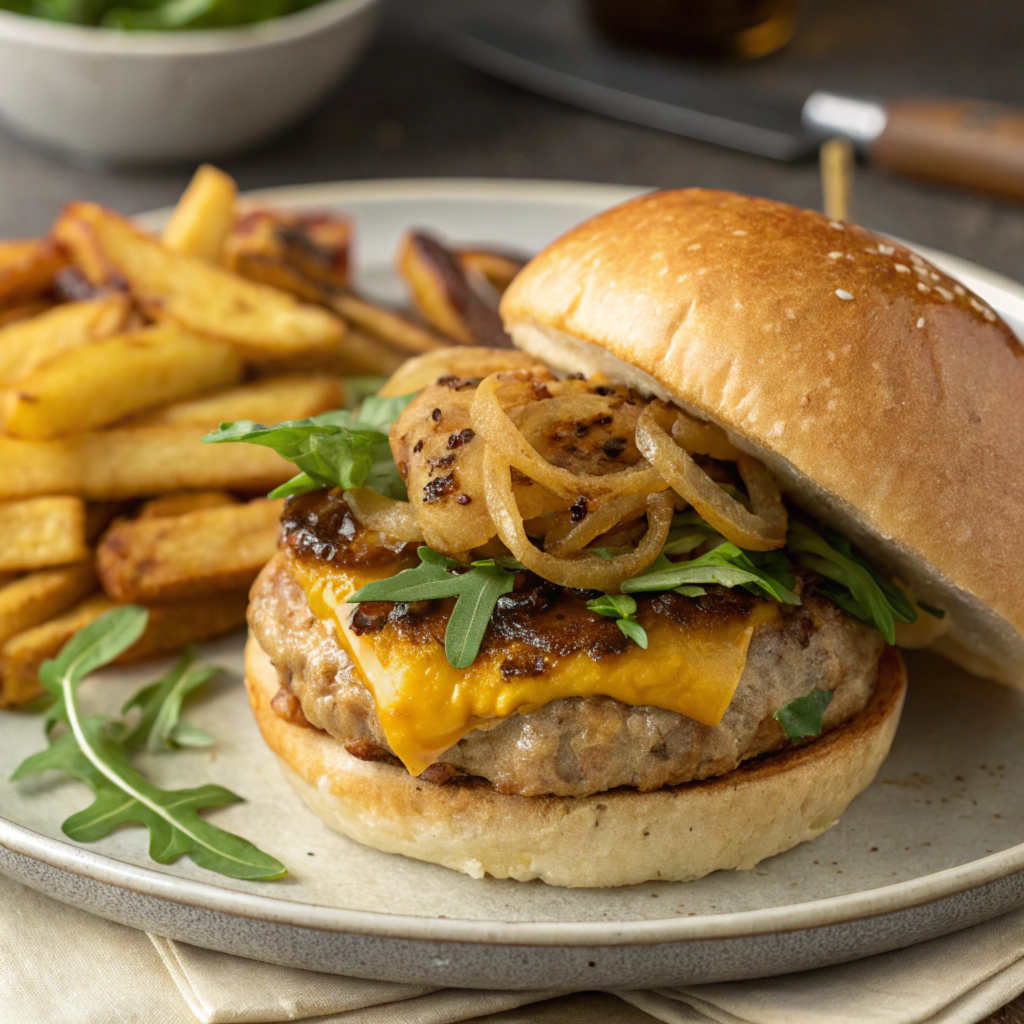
[1,180,1022,991]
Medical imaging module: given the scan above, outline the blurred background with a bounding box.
[0,0,1021,278]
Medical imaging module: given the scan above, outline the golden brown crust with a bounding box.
[500,188,1024,685]
[246,632,906,887]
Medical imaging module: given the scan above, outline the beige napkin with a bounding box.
[2,869,1023,1024]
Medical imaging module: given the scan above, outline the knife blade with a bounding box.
[440,22,817,162]
[438,21,1024,202]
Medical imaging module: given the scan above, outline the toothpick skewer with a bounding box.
[820,136,855,222]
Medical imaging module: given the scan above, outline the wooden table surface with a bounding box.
[0,0,1020,1017]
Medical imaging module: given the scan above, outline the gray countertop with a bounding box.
[0,0,1021,282]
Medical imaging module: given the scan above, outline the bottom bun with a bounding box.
[244,634,906,888]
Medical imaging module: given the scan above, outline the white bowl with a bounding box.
[0,0,383,164]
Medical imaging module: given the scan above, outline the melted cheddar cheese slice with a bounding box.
[295,559,778,776]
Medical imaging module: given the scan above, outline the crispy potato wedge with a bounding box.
[0,239,67,308]
[396,231,512,348]
[4,323,245,439]
[255,330,406,378]
[0,593,112,706]
[55,203,344,361]
[457,248,528,293]
[224,207,350,291]
[0,497,88,572]
[0,424,292,500]
[0,294,131,388]
[0,562,97,648]
[137,374,343,427]
[163,165,239,261]
[0,301,54,328]
[0,590,249,706]
[97,498,283,604]
[329,291,448,354]
[139,491,237,519]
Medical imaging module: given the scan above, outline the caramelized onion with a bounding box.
[546,493,648,555]
[671,411,742,461]
[471,373,664,500]
[635,402,787,551]
[483,449,673,591]
[378,347,544,398]
[343,487,425,543]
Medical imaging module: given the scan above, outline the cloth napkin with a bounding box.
[2,871,1023,1024]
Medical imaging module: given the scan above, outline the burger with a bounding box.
[216,189,1024,887]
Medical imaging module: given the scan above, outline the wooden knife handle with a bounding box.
[870,99,1024,201]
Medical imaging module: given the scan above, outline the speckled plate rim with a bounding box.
[2,177,1021,951]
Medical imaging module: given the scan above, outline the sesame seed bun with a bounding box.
[245,633,905,887]
[500,189,1024,687]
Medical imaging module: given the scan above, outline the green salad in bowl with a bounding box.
[0,0,328,29]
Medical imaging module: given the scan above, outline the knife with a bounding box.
[439,22,1024,202]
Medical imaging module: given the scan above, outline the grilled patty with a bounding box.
[249,490,884,798]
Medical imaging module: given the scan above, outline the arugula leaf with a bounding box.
[622,543,801,605]
[445,567,516,669]
[786,522,914,644]
[11,608,286,882]
[203,395,413,502]
[120,647,217,754]
[773,688,834,742]
[586,594,649,649]
[348,549,520,668]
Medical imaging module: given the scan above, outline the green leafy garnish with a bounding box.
[11,608,286,882]
[202,395,414,502]
[773,688,834,742]
[622,542,801,605]
[0,0,329,30]
[918,601,945,619]
[119,646,217,754]
[347,549,520,669]
[586,594,648,649]
[662,511,722,556]
[786,522,915,645]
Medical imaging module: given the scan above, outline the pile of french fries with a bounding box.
[0,165,526,707]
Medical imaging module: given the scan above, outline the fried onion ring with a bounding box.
[636,402,787,551]
[483,448,673,591]
[378,346,544,398]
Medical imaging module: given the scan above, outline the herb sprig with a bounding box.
[348,547,523,669]
[786,522,915,644]
[773,688,834,742]
[586,594,648,649]
[12,608,286,882]
[202,394,413,501]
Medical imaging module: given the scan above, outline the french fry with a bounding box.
[54,203,345,361]
[0,424,292,500]
[224,207,350,291]
[457,248,528,293]
[0,239,67,308]
[0,563,97,648]
[97,498,284,604]
[139,491,237,519]
[163,165,239,261]
[0,593,113,706]
[329,291,448,354]
[0,294,131,388]
[0,301,53,328]
[0,591,249,706]
[0,497,88,572]
[4,323,245,439]
[396,231,513,348]
[137,374,343,427]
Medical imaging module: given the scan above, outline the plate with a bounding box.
[1,179,1023,991]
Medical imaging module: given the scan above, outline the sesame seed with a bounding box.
[930,272,941,282]
[917,318,925,328]
[830,221,845,230]
[953,284,966,296]
[732,230,748,236]
[970,298,985,312]
[828,251,843,259]
[936,287,954,301]
[878,244,895,256]
[918,282,932,293]
[984,309,997,322]
[915,265,930,277]
[835,289,854,300]
[687,243,701,251]
[894,264,911,273]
